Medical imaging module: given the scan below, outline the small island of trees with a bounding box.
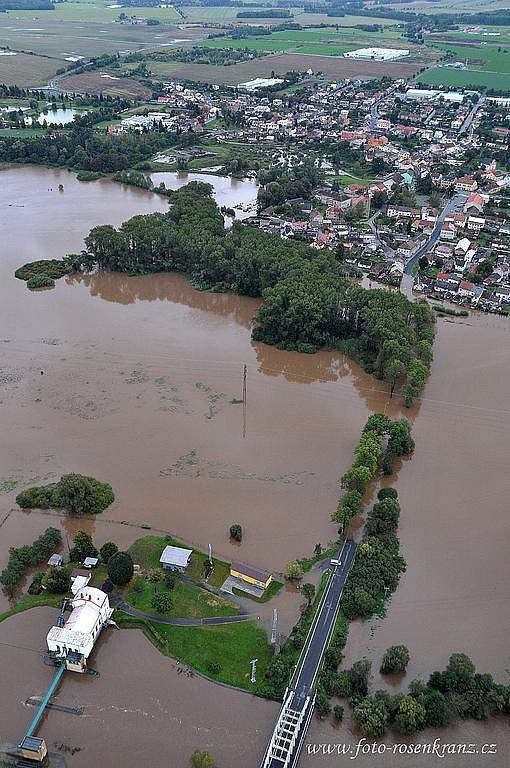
[16,473,114,515]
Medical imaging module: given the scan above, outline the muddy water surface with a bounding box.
[1,167,509,767]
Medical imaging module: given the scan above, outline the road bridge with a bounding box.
[259,539,358,768]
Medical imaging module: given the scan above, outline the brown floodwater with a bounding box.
[1,166,509,767]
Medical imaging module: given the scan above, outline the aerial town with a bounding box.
[1,2,509,768]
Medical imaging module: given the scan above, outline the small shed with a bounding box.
[19,736,47,762]
[70,569,91,595]
[83,557,99,569]
[230,562,272,591]
[160,545,192,572]
[47,553,63,567]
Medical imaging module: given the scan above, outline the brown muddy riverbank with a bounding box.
[1,166,509,767]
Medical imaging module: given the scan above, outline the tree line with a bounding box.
[0,527,62,597]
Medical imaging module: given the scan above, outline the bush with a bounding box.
[229,523,242,542]
[380,645,410,674]
[27,273,55,289]
[377,487,398,501]
[99,541,118,564]
[69,531,97,563]
[285,561,304,580]
[207,661,221,675]
[43,565,71,594]
[151,591,173,614]
[333,705,344,721]
[16,485,52,509]
[50,473,114,515]
[164,571,177,590]
[107,551,134,586]
[354,695,389,738]
[28,572,44,595]
[316,692,332,718]
[15,257,72,283]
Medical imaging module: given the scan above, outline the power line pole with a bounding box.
[270,608,278,645]
[250,658,258,684]
[242,364,247,438]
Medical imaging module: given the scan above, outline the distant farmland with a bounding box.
[417,67,510,92]
[0,52,66,87]
[419,40,510,92]
[141,49,436,87]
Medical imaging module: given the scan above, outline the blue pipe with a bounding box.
[24,661,66,739]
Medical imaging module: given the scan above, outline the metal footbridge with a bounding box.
[260,538,358,768]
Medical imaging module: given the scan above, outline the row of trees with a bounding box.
[350,653,510,738]
[16,473,114,516]
[333,414,414,535]
[78,183,435,404]
[0,527,62,597]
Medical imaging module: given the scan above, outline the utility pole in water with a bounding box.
[242,364,247,438]
[270,609,278,645]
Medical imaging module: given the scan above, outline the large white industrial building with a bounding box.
[46,586,113,670]
[344,47,410,61]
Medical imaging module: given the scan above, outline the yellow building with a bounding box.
[230,562,272,591]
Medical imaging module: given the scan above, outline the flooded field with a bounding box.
[1,166,509,767]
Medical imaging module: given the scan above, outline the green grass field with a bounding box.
[128,535,230,589]
[204,25,408,58]
[419,39,510,92]
[126,575,238,619]
[116,612,273,691]
[418,66,510,91]
[431,41,510,73]
[10,0,180,23]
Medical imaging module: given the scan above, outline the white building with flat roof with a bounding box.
[47,586,113,666]
[344,47,410,61]
[160,545,192,572]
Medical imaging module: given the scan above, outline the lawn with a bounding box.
[126,575,238,619]
[116,612,273,691]
[128,535,230,589]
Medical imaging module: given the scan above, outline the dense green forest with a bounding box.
[74,182,435,403]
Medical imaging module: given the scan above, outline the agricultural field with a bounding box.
[133,46,435,87]
[60,69,152,97]
[384,0,510,12]
[4,0,180,23]
[0,16,204,60]
[417,66,510,91]
[418,39,510,91]
[204,25,410,58]
[0,51,67,87]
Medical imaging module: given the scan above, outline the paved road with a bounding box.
[116,600,253,626]
[458,96,484,138]
[403,192,468,276]
[289,539,357,704]
[260,539,358,768]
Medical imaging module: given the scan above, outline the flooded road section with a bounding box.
[1,167,509,767]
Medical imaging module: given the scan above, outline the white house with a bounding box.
[46,586,113,669]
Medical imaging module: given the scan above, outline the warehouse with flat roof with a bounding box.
[344,47,410,61]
